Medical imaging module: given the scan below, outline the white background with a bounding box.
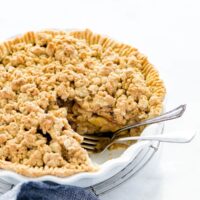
[0,0,200,199]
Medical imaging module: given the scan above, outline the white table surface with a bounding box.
[0,0,200,199]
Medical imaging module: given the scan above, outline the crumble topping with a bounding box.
[0,29,165,177]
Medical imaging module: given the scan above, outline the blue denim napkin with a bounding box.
[16,181,99,200]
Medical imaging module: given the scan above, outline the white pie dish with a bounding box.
[0,29,165,187]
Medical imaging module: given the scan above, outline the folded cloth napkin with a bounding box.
[0,181,99,200]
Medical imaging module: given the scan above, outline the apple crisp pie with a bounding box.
[0,29,165,177]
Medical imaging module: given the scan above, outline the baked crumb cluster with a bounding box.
[0,30,165,177]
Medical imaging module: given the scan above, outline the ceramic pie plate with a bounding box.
[0,29,165,187]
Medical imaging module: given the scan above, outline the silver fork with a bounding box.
[88,130,196,154]
[81,104,186,153]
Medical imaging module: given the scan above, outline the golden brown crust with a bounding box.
[0,29,165,177]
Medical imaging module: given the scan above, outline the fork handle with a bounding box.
[113,130,196,143]
[114,104,186,136]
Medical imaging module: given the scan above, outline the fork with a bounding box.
[88,130,196,153]
[81,104,186,153]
